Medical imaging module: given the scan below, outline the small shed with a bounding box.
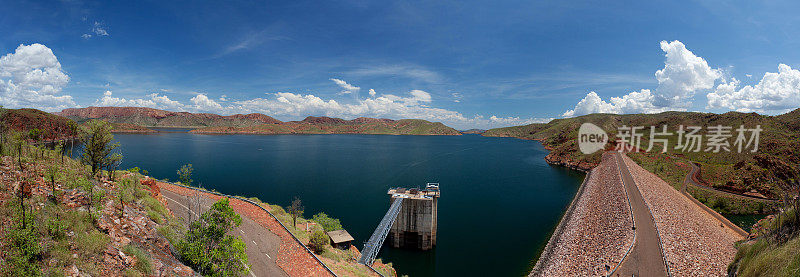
[327,230,355,250]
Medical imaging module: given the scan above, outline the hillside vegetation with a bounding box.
[484,110,800,198]
[59,107,461,136]
[58,107,281,128]
[192,116,461,135]
[0,108,78,140]
[0,122,194,275]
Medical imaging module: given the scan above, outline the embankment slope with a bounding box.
[532,153,634,276]
[621,153,743,276]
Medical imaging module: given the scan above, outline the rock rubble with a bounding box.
[535,153,634,276]
[621,154,743,276]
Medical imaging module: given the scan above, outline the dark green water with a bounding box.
[103,131,583,276]
[723,213,767,232]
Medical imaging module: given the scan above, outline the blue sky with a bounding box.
[2,0,800,129]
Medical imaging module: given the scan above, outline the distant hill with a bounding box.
[484,109,800,197]
[58,107,282,128]
[0,108,78,139]
[58,107,460,136]
[460,129,486,134]
[191,116,461,135]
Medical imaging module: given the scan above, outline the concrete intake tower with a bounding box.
[387,183,440,250]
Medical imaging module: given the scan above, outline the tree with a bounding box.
[80,120,118,177]
[67,120,78,158]
[177,163,194,186]
[106,152,123,181]
[118,179,135,218]
[177,198,248,277]
[13,132,25,171]
[312,212,342,232]
[308,230,329,254]
[45,165,58,200]
[287,197,304,229]
[55,140,65,164]
[28,128,42,159]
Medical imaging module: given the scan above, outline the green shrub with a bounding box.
[312,212,343,232]
[308,230,329,254]
[123,244,153,275]
[3,225,43,276]
[732,235,800,276]
[46,218,67,240]
[122,268,142,277]
[177,198,248,276]
[76,230,110,256]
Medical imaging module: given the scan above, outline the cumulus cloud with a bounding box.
[190,94,224,112]
[94,91,185,111]
[91,87,543,129]
[562,40,720,117]
[652,40,720,107]
[330,78,360,94]
[368,89,376,97]
[226,89,539,128]
[707,64,800,113]
[0,43,76,111]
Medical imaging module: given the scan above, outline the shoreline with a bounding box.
[530,153,635,276]
[529,169,591,275]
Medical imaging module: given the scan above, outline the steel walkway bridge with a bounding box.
[358,197,404,265]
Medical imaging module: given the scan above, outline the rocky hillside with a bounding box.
[0,108,78,139]
[484,110,800,198]
[0,142,194,275]
[58,107,461,136]
[460,129,486,134]
[191,116,461,135]
[58,107,282,128]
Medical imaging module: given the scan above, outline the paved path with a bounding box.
[613,152,669,277]
[160,188,288,277]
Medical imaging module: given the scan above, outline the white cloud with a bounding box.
[81,34,92,39]
[561,40,719,117]
[0,43,76,111]
[330,78,360,94]
[451,92,462,102]
[90,87,543,129]
[150,93,185,110]
[368,89,376,97]
[94,91,186,111]
[706,64,800,113]
[562,91,618,117]
[652,40,720,108]
[93,22,109,36]
[190,94,224,112]
[347,65,443,83]
[231,89,541,129]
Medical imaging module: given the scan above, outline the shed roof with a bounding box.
[326,230,355,244]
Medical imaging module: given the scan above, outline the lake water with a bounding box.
[101,130,584,276]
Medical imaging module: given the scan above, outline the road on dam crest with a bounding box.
[160,188,289,277]
[613,151,669,276]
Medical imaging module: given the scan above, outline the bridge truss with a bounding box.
[358,197,404,265]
